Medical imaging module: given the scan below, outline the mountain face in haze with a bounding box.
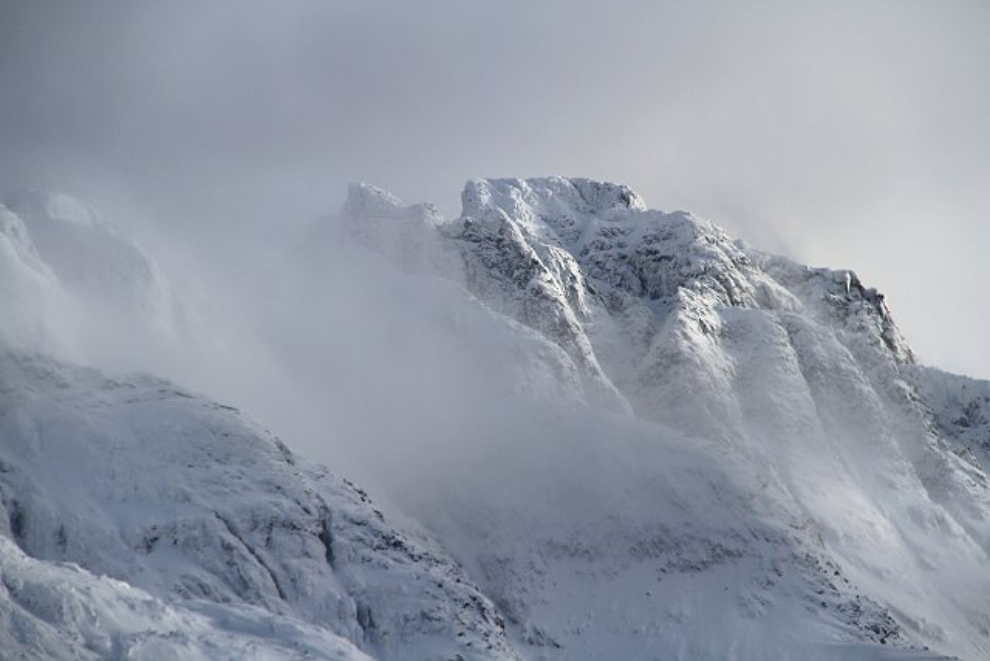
[319,177,990,660]
[3,189,183,337]
[0,189,193,382]
[1,179,989,660]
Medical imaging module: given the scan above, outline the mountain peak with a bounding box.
[460,177,647,245]
[462,177,646,216]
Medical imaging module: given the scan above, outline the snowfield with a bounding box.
[1,178,988,659]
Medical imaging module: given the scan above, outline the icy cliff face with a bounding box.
[0,350,516,661]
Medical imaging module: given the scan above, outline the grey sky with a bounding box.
[1,0,988,377]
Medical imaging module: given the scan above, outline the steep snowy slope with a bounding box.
[0,350,516,660]
[311,177,990,660]
[0,535,372,661]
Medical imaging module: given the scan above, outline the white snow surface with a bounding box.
[0,535,372,661]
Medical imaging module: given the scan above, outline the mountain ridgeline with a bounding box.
[1,179,988,659]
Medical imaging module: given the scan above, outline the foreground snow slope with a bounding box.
[0,350,516,660]
[0,535,372,661]
[308,178,990,660]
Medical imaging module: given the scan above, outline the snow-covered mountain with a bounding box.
[1,178,989,660]
[308,177,990,660]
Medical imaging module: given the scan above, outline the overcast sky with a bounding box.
[1,0,988,377]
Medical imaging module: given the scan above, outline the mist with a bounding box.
[2,0,988,519]
[1,0,987,378]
